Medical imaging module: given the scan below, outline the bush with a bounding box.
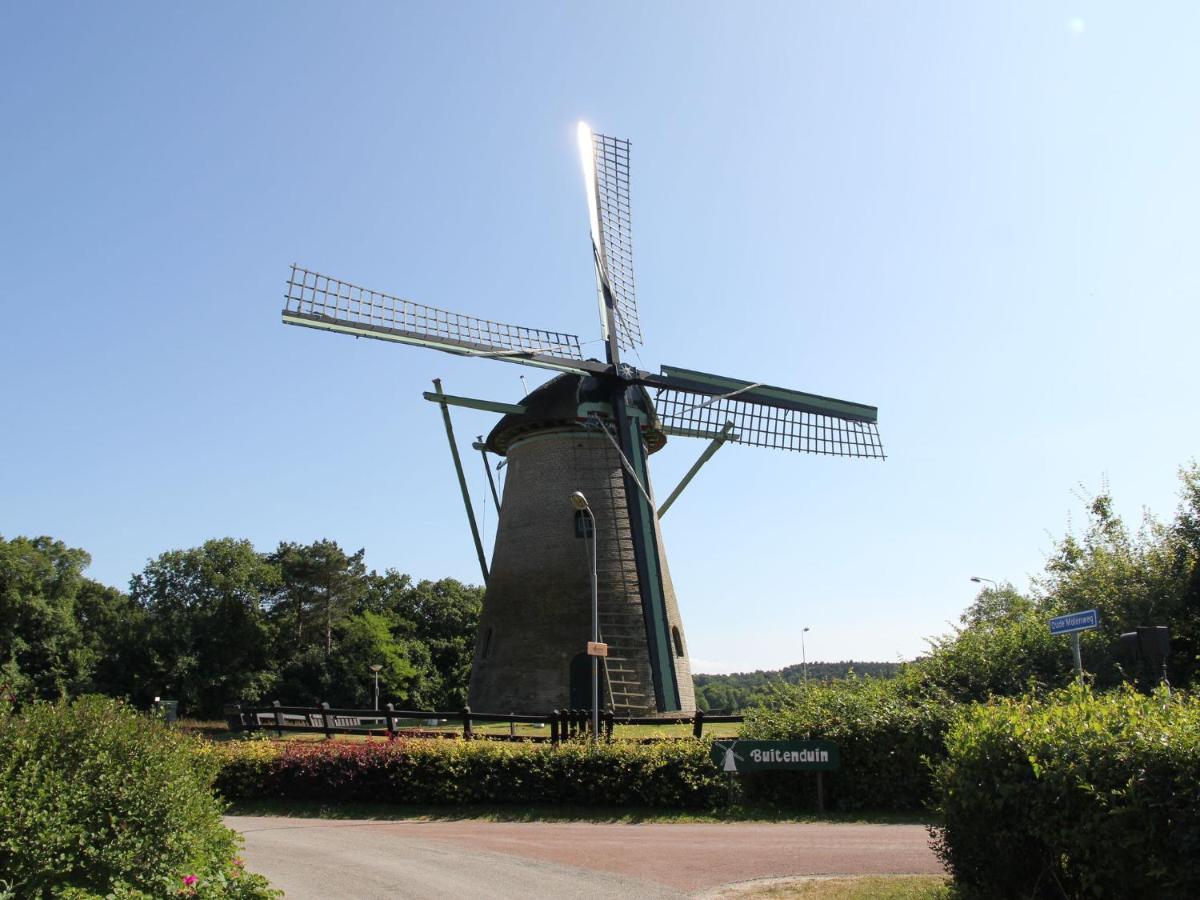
[931,685,1200,899]
[917,607,1101,702]
[0,696,278,898]
[738,676,956,810]
[208,736,727,809]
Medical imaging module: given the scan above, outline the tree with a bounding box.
[915,465,1200,699]
[322,611,423,707]
[373,575,482,709]
[130,538,279,717]
[73,577,152,701]
[268,540,366,657]
[0,536,95,700]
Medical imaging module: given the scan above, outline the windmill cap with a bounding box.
[485,373,666,456]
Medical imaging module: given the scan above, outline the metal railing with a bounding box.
[224,702,742,744]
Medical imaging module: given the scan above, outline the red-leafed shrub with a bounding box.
[209,737,726,809]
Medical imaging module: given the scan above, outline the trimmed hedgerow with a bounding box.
[931,685,1200,899]
[208,737,727,809]
[0,696,278,899]
[738,676,957,810]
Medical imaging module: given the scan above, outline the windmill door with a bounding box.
[569,652,608,709]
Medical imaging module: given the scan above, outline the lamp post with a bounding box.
[970,576,997,587]
[801,627,810,685]
[570,491,599,739]
[369,664,382,711]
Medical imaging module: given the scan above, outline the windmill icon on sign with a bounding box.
[280,123,885,717]
[714,740,744,773]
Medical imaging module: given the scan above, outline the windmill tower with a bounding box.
[280,124,885,716]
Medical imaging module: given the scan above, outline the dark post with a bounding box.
[816,771,825,813]
[224,703,243,734]
[551,709,561,745]
[385,703,396,740]
[272,700,284,738]
[320,702,333,740]
[604,708,614,741]
[692,709,705,739]
[462,705,473,741]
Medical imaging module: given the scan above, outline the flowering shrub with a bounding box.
[210,736,726,808]
[0,696,278,898]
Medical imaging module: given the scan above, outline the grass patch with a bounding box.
[723,875,955,899]
[224,798,931,826]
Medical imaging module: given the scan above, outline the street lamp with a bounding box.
[369,664,383,711]
[801,627,811,685]
[570,490,599,739]
[970,576,997,588]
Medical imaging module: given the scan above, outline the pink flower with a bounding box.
[182,874,198,887]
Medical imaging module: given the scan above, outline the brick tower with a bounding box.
[467,374,694,716]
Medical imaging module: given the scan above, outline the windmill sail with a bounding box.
[283,265,589,374]
[580,125,642,352]
[649,365,885,458]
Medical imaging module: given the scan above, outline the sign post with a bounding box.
[711,740,839,812]
[1048,609,1099,682]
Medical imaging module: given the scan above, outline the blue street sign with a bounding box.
[1049,609,1100,635]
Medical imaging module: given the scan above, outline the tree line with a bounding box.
[694,661,901,711]
[0,536,482,718]
[4,463,1197,718]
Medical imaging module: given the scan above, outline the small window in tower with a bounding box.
[481,628,493,660]
[574,509,594,539]
[672,626,684,658]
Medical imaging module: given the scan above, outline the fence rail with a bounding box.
[224,702,742,743]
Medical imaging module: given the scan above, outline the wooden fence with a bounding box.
[224,702,742,743]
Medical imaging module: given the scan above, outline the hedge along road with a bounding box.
[227,815,943,899]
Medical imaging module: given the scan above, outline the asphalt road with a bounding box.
[227,815,943,899]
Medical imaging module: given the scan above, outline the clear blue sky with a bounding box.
[3,3,1198,672]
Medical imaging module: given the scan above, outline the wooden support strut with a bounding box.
[473,439,502,511]
[658,421,737,518]
[430,379,489,586]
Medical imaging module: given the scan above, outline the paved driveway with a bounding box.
[228,815,942,899]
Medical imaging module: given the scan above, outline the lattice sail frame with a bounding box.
[592,132,642,350]
[284,265,583,359]
[654,389,886,458]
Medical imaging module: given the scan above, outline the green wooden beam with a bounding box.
[429,379,489,586]
[658,364,878,423]
[421,392,526,416]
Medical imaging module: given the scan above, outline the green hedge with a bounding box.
[738,677,956,810]
[0,696,277,899]
[931,686,1200,899]
[210,737,727,809]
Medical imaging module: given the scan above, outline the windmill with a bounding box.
[280,124,885,716]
